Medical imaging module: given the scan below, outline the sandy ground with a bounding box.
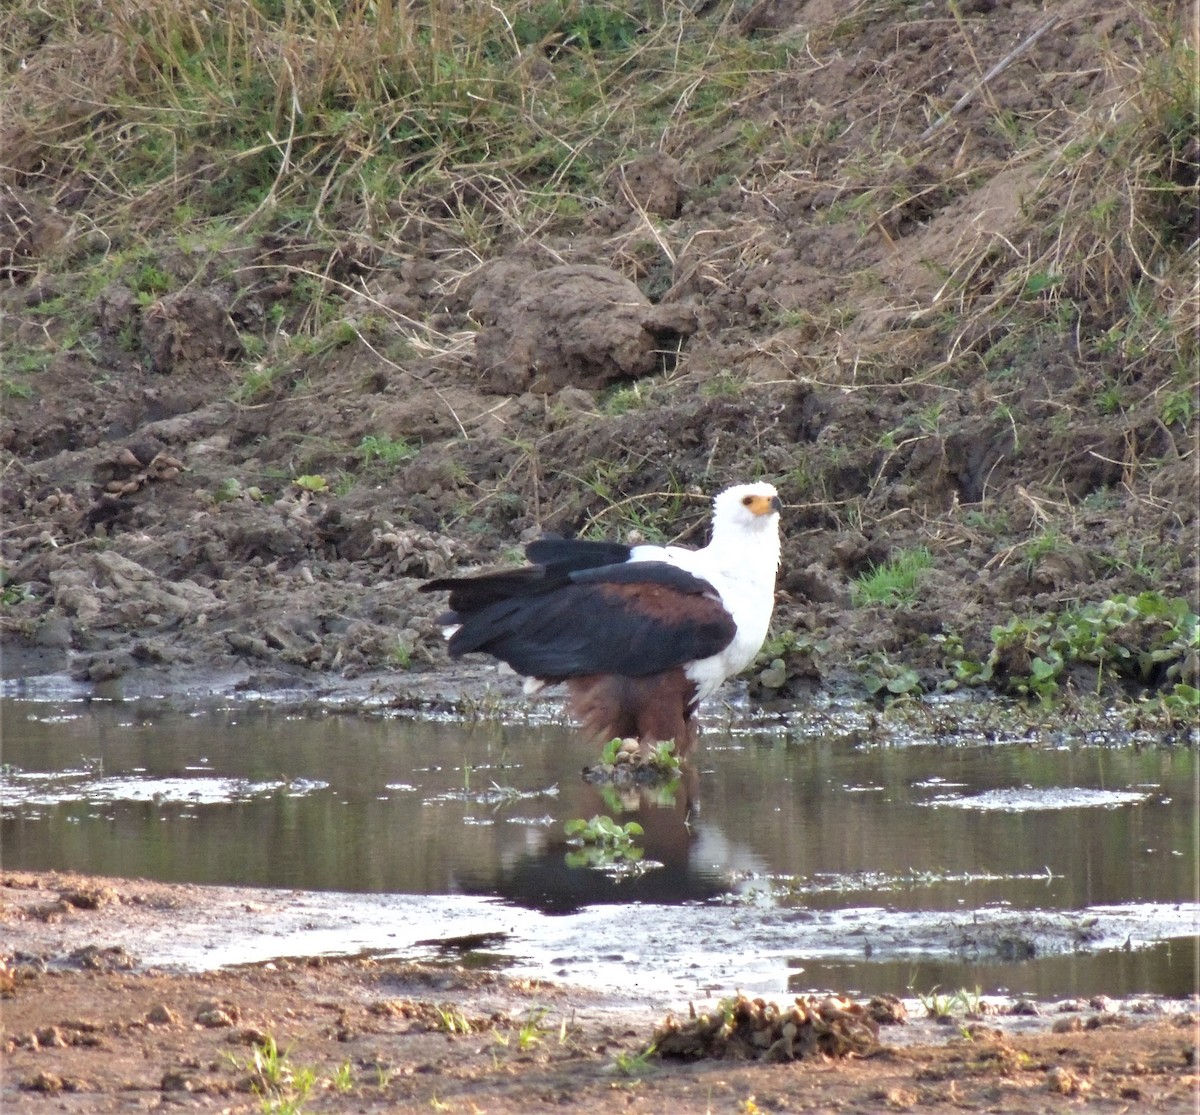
[3,870,1198,1113]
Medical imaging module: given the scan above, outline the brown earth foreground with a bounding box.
[3,871,1198,1114]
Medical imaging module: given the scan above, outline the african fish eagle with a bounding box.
[420,482,782,757]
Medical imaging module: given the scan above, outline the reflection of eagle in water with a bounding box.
[421,483,782,757]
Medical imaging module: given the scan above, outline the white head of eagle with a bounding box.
[421,482,782,757]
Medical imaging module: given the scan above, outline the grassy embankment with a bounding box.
[1,1,1196,713]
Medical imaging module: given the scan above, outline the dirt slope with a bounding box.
[1,0,1196,704]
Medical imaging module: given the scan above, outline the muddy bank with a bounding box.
[3,871,1198,1114]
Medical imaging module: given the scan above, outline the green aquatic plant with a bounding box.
[598,737,682,776]
[564,814,643,846]
[943,592,1199,702]
[563,814,644,870]
[857,651,923,701]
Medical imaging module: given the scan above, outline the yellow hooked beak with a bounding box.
[743,493,783,516]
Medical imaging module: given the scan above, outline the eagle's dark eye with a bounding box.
[742,495,754,506]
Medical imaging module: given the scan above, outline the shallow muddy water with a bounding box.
[2,693,1196,1003]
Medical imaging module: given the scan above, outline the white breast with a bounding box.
[684,562,776,701]
[628,488,781,702]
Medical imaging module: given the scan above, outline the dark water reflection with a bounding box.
[2,697,1196,997]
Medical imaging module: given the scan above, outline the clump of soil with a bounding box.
[654,992,883,1062]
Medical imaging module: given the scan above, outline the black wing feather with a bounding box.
[420,567,553,616]
[443,561,734,679]
[523,535,633,573]
[420,535,634,618]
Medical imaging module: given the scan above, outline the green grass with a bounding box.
[433,1006,475,1035]
[495,1007,551,1053]
[4,0,1192,421]
[3,0,1194,707]
[226,1034,321,1112]
[613,1043,657,1078]
[2,378,36,399]
[356,434,420,469]
[2,0,811,412]
[601,382,653,416]
[5,0,796,250]
[851,548,933,607]
[330,1060,353,1093]
[2,345,53,377]
[909,982,984,1021]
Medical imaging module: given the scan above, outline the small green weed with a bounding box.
[601,382,651,416]
[2,378,35,399]
[858,652,922,701]
[701,372,745,399]
[1160,388,1196,427]
[1157,683,1200,723]
[247,1035,289,1089]
[228,1035,318,1113]
[433,1006,475,1035]
[910,982,983,1020]
[133,262,170,299]
[851,548,933,606]
[514,1007,550,1052]
[1020,528,1065,571]
[962,508,1011,533]
[330,1060,353,1093]
[1,568,30,606]
[1021,270,1064,299]
[3,344,53,376]
[211,477,267,504]
[564,814,644,870]
[234,363,285,403]
[355,434,419,469]
[612,1043,656,1078]
[389,641,413,670]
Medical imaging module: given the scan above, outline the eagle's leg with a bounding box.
[566,671,698,760]
[635,702,697,759]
